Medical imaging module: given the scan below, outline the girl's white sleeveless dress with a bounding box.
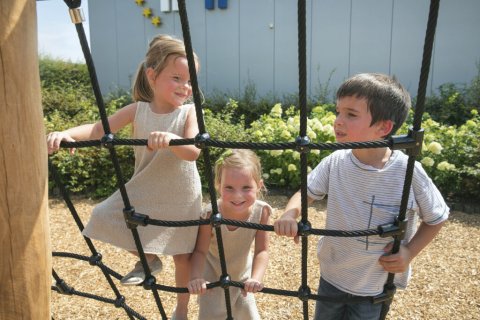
[198,200,272,320]
[82,102,202,255]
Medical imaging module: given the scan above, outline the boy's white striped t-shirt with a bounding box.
[307,149,449,296]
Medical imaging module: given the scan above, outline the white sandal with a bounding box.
[120,256,163,286]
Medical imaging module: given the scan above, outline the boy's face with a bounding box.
[334,96,391,143]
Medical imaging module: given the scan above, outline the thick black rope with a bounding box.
[378,1,440,319]
[49,1,438,319]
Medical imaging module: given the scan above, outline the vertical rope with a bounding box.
[297,0,311,319]
[62,1,168,317]
[177,0,233,318]
[379,1,440,319]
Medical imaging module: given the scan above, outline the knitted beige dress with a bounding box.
[198,200,272,320]
[82,102,202,255]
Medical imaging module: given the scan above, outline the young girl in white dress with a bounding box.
[188,149,272,320]
[46,34,202,319]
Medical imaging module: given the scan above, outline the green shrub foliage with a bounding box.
[42,58,480,201]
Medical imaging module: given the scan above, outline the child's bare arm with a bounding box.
[156,105,200,161]
[244,206,271,295]
[47,103,136,154]
[274,191,314,243]
[379,220,446,273]
[188,222,212,295]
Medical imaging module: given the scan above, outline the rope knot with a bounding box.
[297,220,312,237]
[220,274,231,289]
[295,135,310,153]
[194,132,210,149]
[211,212,222,228]
[123,207,148,229]
[297,285,311,302]
[101,133,115,149]
[143,276,157,290]
[88,253,102,266]
[114,295,125,308]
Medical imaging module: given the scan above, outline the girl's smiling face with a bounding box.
[147,55,195,111]
[219,167,262,216]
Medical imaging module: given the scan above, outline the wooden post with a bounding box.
[0,1,51,319]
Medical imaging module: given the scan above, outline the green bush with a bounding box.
[423,66,480,126]
[246,103,336,190]
[42,57,480,201]
[42,57,134,198]
[418,110,480,200]
[199,100,249,190]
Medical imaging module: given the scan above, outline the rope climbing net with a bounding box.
[50,1,440,319]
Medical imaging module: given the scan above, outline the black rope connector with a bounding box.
[63,0,81,9]
[143,275,157,290]
[123,207,148,229]
[390,127,424,156]
[297,220,312,237]
[297,285,311,302]
[194,132,210,149]
[101,133,115,149]
[372,283,397,304]
[211,212,222,228]
[114,295,126,308]
[295,135,311,153]
[88,253,102,266]
[220,274,231,289]
[378,217,407,239]
[55,279,74,295]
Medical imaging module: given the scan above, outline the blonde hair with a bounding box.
[132,34,199,102]
[214,149,266,197]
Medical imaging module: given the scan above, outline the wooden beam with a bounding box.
[0,1,51,319]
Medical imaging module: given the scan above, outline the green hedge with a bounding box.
[42,58,480,201]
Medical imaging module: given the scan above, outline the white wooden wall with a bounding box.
[88,0,480,100]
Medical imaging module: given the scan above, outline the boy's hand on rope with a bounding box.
[378,242,413,273]
[147,131,178,150]
[46,131,76,155]
[242,278,264,297]
[187,278,208,295]
[274,214,300,244]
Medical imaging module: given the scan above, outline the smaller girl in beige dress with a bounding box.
[188,149,272,320]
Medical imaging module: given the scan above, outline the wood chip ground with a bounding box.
[49,196,480,319]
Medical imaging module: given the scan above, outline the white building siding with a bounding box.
[88,0,480,99]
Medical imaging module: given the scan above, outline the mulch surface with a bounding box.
[49,196,480,319]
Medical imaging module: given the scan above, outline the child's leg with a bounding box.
[130,251,158,263]
[314,277,347,320]
[172,253,192,319]
[347,299,385,320]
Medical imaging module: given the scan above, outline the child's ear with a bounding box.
[258,179,266,195]
[258,179,264,190]
[146,67,156,86]
[379,120,394,137]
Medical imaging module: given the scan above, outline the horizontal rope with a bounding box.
[59,137,393,151]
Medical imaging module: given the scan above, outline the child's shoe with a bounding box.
[120,256,163,286]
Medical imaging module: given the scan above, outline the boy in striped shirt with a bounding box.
[274,73,449,320]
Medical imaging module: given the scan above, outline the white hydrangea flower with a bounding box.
[427,141,443,154]
[271,103,283,118]
[437,161,455,171]
[421,157,435,167]
[270,150,284,157]
[288,164,297,172]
